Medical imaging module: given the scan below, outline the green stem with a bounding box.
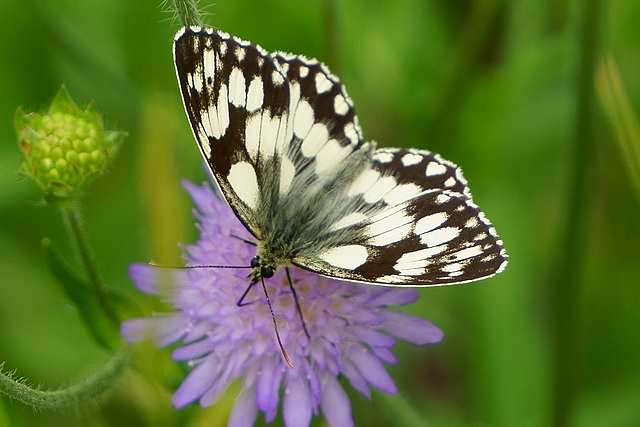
[552,0,601,425]
[0,346,130,409]
[61,202,118,326]
[173,0,203,27]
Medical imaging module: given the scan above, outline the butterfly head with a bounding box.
[249,255,276,284]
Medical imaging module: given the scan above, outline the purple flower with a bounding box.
[121,178,444,427]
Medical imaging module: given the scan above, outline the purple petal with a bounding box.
[347,346,397,394]
[120,315,186,347]
[283,376,312,427]
[171,357,220,408]
[172,339,214,361]
[349,325,395,348]
[320,372,354,427]
[370,345,399,364]
[228,384,259,427]
[128,263,190,295]
[256,361,284,412]
[182,179,214,214]
[379,310,444,345]
[341,360,371,399]
[368,288,419,307]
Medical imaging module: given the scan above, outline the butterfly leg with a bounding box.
[230,233,257,246]
[237,281,258,307]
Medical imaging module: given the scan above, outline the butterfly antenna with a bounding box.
[260,276,294,368]
[148,261,252,269]
[286,268,311,340]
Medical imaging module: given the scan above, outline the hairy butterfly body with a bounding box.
[173,26,508,287]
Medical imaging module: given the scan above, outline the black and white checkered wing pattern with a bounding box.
[174,27,365,239]
[174,26,508,286]
[296,148,508,285]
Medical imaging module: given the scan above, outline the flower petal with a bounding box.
[379,310,444,345]
[320,372,354,427]
[256,361,284,412]
[171,357,220,408]
[347,346,397,394]
[120,314,186,347]
[228,383,259,427]
[368,288,419,307]
[283,376,312,427]
[182,179,215,214]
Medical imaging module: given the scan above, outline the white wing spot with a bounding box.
[228,67,246,108]
[215,83,230,138]
[300,123,329,158]
[348,169,380,196]
[420,226,460,247]
[383,183,422,205]
[401,152,423,166]
[343,122,359,145]
[272,70,285,86]
[435,194,451,205]
[330,212,368,231]
[373,151,394,164]
[415,212,449,234]
[234,46,246,62]
[363,176,397,204]
[203,48,216,87]
[319,245,368,269]
[228,161,259,209]
[444,177,457,188]
[245,114,261,161]
[465,217,480,228]
[334,94,350,116]
[315,139,352,174]
[188,71,202,93]
[315,72,332,94]
[450,246,483,261]
[293,100,315,139]
[219,41,228,56]
[368,210,413,246]
[426,161,447,176]
[299,65,309,78]
[246,77,264,112]
[394,246,448,271]
[279,156,296,195]
[259,112,280,157]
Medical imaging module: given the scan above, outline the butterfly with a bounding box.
[173,26,508,289]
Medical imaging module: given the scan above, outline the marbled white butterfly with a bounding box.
[173,26,508,288]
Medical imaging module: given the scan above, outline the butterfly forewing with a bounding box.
[173,26,508,286]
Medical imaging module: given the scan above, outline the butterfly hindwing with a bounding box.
[295,148,507,285]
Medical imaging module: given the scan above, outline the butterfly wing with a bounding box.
[174,27,366,239]
[293,147,509,285]
[174,26,508,286]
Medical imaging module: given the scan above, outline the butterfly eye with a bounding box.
[261,266,275,278]
[250,256,260,268]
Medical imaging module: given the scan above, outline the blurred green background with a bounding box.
[1,0,639,426]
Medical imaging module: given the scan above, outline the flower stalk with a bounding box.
[0,346,131,409]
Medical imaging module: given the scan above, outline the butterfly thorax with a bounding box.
[247,146,374,280]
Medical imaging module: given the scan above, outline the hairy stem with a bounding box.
[173,0,203,27]
[0,346,130,409]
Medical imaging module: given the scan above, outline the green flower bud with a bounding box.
[15,85,126,201]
